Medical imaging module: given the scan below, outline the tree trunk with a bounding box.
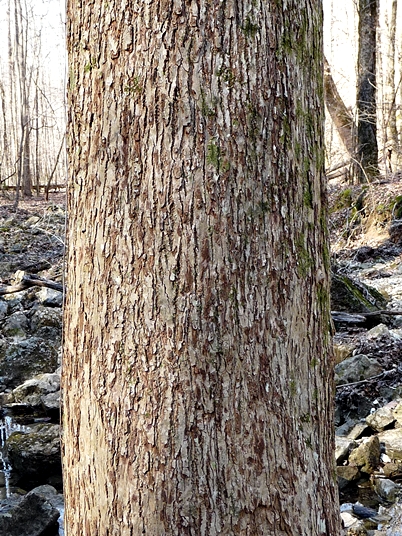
[324,56,355,159]
[62,1,340,535]
[384,0,398,169]
[356,0,379,181]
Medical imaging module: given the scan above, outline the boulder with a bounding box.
[0,490,59,536]
[389,221,402,244]
[36,288,63,308]
[6,424,61,488]
[0,337,58,390]
[373,478,399,503]
[335,436,357,464]
[331,272,388,314]
[2,311,29,338]
[11,373,60,408]
[366,402,397,431]
[29,306,62,338]
[337,465,361,490]
[378,429,402,461]
[348,435,381,474]
[335,354,383,386]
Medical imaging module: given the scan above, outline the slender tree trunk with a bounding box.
[356,0,379,181]
[385,0,398,169]
[62,1,340,535]
[324,56,355,159]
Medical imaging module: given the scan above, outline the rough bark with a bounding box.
[324,56,355,159]
[356,0,379,181]
[62,1,340,535]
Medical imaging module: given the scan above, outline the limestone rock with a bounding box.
[366,402,397,431]
[348,436,381,473]
[378,429,402,461]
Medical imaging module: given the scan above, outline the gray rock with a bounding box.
[367,323,391,339]
[386,503,402,535]
[0,337,58,389]
[0,490,59,536]
[337,465,361,490]
[30,307,62,332]
[378,429,402,461]
[6,423,61,485]
[335,354,383,386]
[41,391,60,411]
[11,373,60,407]
[36,288,63,308]
[2,311,29,338]
[331,272,388,313]
[0,302,8,321]
[374,478,399,503]
[349,435,381,473]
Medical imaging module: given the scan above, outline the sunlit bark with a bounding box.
[62,1,340,534]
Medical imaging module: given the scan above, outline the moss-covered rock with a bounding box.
[331,272,388,313]
[0,337,58,390]
[6,423,61,487]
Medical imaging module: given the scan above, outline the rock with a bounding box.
[336,436,357,464]
[337,465,361,490]
[366,402,397,431]
[2,311,29,338]
[335,354,383,386]
[0,490,59,536]
[341,511,359,529]
[331,272,388,314]
[355,246,375,262]
[392,401,402,426]
[367,324,390,339]
[6,423,61,487]
[0,337,58,389]
[30,306,62,334]
[383,462,402,479]
[378,429,402,461]
[373,478,399,502]
[349,436,381,473]
[11,373,60,408]
[385,502,402,535]
[347,422,371,440]
[0,301,8,321]
[41,391,60,412]
[36,288,63,308]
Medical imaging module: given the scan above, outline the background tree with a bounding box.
[0,0,65,199]
[62,0,340,534]
[356,0,379,181]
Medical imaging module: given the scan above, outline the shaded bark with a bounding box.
[62,1,340,534]
[356,0,379,181]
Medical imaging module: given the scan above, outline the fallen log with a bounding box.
[0,272,63,296]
